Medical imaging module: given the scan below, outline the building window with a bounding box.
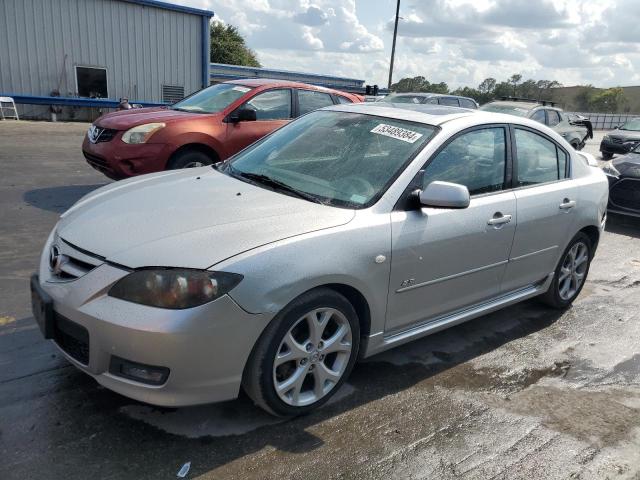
[76,66,108,98]
[162,85,185,104]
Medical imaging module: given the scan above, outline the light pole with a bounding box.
[388,0,401,90]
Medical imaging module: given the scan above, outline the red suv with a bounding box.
[82,79,362,180]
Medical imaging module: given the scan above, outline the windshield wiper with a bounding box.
[234,171,326,205]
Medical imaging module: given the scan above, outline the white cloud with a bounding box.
[176,0,640,89]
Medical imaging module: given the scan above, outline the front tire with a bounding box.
[540,232,592,309]
[242,288,360,417]
[167,149,214,169]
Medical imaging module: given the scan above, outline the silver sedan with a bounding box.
[31,104,609,416]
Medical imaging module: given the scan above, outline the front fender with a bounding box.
[215,211,392,337]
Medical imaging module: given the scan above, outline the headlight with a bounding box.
[602,135,610,141]
[121,123,165,144]
[601,161,620,177]
[108,269,243,309]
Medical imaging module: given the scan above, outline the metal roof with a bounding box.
[210,63,364,85]
[120,0,214,17]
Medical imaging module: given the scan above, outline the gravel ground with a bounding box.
[0,121,639,480]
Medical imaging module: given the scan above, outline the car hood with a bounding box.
[95,107,215,130]
[609,130,640,141]
[56,169,355,269]
[613,152,640,178]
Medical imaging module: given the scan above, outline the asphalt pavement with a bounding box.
[1,121,639,480]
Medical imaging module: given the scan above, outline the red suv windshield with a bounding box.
[171,83,254,114]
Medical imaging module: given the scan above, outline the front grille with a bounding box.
[53,313,90,365]
[96,128,117,143]
[610,178,640,212]
[611,137,624,144]
[49,238,103,282]
[83,150,115,176]
[88,125,117,143]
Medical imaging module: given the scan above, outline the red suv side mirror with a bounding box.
[230,108,257,123]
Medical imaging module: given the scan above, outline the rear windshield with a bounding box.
[379,94,426,104]
[171,83,253,113]
[620,119,640,131]
[479,103,530,117]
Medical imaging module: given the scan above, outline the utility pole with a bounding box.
[388,0,401,90]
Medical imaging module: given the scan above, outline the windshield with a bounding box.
[479,103,530,117]
[171,83,253,113]
[223,111,436,208]
[379,94,425,104]
[620,119,640,131]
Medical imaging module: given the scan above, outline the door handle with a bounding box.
[487,214,512,226]
[559,199,576,210]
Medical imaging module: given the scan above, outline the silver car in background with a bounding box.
[31,104,608,416]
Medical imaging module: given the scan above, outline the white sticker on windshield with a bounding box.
[371,123,423,144]
[232,86,251,93]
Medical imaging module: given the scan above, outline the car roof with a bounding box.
[225,78,352,96]
[323,103,476,125]
[323,102,551,129]
[484,100,562,112]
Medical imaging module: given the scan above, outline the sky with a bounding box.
[175,0,640,89]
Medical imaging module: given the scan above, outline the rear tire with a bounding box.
[540,232,592,309]
[167,149,214,169]
[242,288,360,417]
[601,152,614,160]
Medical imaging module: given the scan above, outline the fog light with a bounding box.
[109,356,169,386]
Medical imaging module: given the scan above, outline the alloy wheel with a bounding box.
[558,241,589,301]
[272,307,353,407]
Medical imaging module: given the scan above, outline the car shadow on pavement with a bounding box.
[606,213,640,239]
[23,184,107,214]
[3,299,566,479]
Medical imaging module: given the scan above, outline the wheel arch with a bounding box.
[168,143,220,167]
[579,224,600,256]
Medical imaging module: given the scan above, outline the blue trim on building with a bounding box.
[2,94,167,108]
[210,63,364,85]
[120,0,213,17]
[201,16,210,89]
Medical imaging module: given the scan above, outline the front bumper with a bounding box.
[35,234,273,407]
[606,175,640,216]
[82,135,175,180]
[600,138,638,155]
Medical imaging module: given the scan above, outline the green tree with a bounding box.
[509,74,522,96]
[210,22,261,67]
[588,88,627,113]
[390,76,449,94]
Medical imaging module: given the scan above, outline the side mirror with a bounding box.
[230,107,257,123]
[419,181,470,209]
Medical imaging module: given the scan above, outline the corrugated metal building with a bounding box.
[0,0,212,120]
[209,63,366,93]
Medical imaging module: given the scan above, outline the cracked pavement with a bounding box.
[0,122,639,479]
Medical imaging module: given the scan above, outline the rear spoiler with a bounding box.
[570,118,594,141]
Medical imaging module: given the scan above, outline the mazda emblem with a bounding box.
[49,245,63,274]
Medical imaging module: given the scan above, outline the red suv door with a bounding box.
[224,88,293,154]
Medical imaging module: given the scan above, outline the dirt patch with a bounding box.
[497,386,640,448]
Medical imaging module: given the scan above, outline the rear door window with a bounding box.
[438,97,460,107]
[459,98,476,109]
[547,110,561,127]
[515,128,568,186]
[298,90,335,116]
[245,89,292,120]
[530,109,546,124]
[335,95,353,104]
